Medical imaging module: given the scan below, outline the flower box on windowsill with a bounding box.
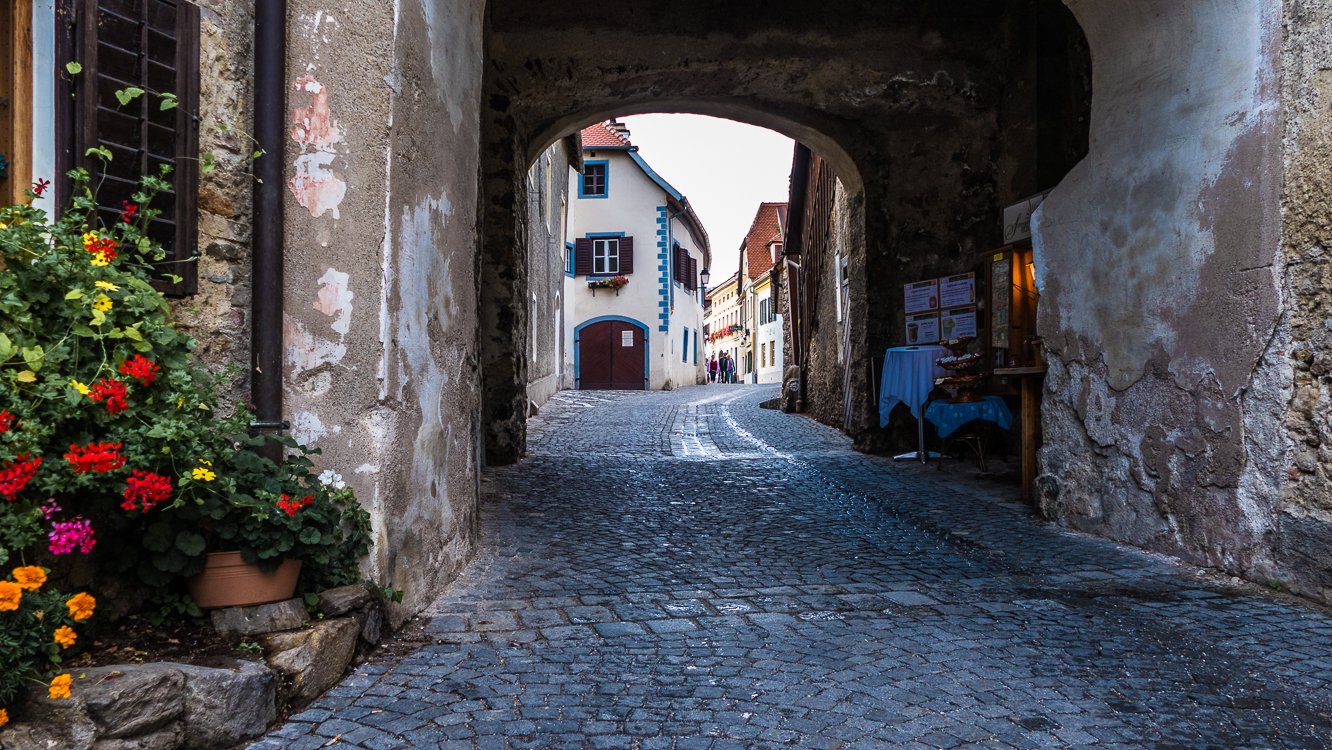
[588,276,629,295]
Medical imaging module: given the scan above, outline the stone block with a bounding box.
[210,599,306,639]
[24,665,186,740]
[262,618,359,708]
[358,603,383,645]
[317,585,372,617]
[0,718,96,750]
[176,660,277,749]
[92,723,182,749]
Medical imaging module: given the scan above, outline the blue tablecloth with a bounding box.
[879,346,948,427]
[925,396,1013,438]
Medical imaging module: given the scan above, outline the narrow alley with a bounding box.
[255,387,1332,750]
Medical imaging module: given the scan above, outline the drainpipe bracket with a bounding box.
[248,420,291,431]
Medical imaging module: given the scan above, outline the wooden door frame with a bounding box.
[0,1,33,206]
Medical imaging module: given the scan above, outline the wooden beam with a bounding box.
[3,1,33,206]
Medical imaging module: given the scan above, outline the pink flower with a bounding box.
[49,517,96,555]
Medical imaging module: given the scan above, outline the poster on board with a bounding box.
[905,312,941,345]
[904,279,939,314]
[940,307,978,341]
[939,273,976,308]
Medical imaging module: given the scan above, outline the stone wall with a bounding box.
[1033,0,1294,593]
[802,180,852,431]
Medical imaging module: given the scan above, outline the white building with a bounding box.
[568,121,711,391]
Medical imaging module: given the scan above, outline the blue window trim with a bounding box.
[579,160,609,199]
[682,328,689,362]
[564,242,575,278]
[693,328,699,364]
[585,232,626,277]
[573,316,650,391]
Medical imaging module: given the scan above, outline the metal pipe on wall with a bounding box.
[250,0,288,447]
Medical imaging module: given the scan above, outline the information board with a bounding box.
[905,312,941,345]
[940,307,978,341]
[904,279,939,314]
[939,273,976,308]
[621,331,634,347]
[991,255,1012,349]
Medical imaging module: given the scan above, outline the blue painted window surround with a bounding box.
[565,242,574,277]
[580,161,609,198]
[682,329,689,362]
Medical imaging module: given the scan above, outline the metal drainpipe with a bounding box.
[250,0,289,451]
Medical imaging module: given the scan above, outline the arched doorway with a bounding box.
[575,316,648,391]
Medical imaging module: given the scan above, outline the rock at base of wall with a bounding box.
[358,603,383,645]
[210,599,306,639]
[0,661,276,750]
[177,660,276,749]
[317,585,372,617]
[262,617,359,709]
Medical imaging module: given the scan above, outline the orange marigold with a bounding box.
[0,707,8,728]
[12,565,46,591]
[0,580,20,611]
[48,674,71,699]
[53,625,77,649]
[66,592,95,621]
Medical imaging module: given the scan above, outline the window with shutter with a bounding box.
[689,257,698,292]
[59,0,200,296]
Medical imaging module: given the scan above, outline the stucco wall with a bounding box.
[525,140,573,408]
[278,0,485,621]
[1033,0,1288,587]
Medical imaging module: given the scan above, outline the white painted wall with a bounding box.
[569,148,708,390]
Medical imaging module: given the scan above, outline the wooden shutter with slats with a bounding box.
[619,236,633,275]
[64,0,200,296]
[689,257,697,292]
[574,238,593,276]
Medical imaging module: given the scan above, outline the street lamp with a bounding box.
[700,267,710,290]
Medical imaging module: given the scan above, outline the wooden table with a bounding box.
[993,366,1047,501]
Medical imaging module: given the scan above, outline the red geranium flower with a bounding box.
[0,454,41,501]
[120,201,139,223]
[118,355,160,386]
[89,378,129,414]
[65,443,127,474]
[32,179,50,197]
[0,411,13,433]
[276,493,315,516]
[122,470,172,512]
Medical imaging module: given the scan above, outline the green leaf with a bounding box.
[65,289,84,300]
[299,527,322,545]
[66,61,82,74]
[159,93,178,110]
[115,87,145,106]
[175,531,206,556]
[90,309,106,327]
[303,592,320,607]
[201,153,216,174]
[0,333,12,359]
[123,327,143,341]
[143,522,176,553]
[85,146,113,162]
[72,325,96,337]
[65,386,83,405]
[20,346,44,372]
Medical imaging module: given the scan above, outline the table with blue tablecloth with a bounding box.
[924,395,1014,438]
[879,345,948,428]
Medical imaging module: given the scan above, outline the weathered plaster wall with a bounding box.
[803,181,852,431]
[1271,0,1332,601]
[1033,0,1289,588]
[525,140,573,408]
[279,0,485,620]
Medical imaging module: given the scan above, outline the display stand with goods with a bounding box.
[935,337,991,404]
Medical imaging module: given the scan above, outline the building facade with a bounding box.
[703,272,741,375]
[568,121,710,391]
[525,136,579,410]
[737,203,787,384]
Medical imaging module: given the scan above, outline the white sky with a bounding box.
[619,114,794,282]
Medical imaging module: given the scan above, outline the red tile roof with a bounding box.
[741,202,787,279]
[580,120,632,148]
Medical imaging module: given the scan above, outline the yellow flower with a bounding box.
[0,581,21,611]
[53,626,77,649]
[199,460,212,466]
[66,592,95,622]
[12,566,46,591]
[70,380,91,395]
[95,281,120,291]
[0,707,8,728]
[89,255,110,267]
[192,467,217,482]
[93,295,113,312]
[176,397,184,410]
[81,232,97,246]
[48,674,71,699]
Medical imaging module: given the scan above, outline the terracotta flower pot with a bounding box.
[186,551,302,609]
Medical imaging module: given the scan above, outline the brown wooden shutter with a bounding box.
[64,0,200,296]
[574,238,593,276]
[689,257,698,291]
[619,236,633,275]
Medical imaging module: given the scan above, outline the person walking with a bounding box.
[708,355,719,383]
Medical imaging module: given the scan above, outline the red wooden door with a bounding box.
[610,321,645,390]
[579,321,645,390]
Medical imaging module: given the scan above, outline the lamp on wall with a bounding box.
[700,267,711,290]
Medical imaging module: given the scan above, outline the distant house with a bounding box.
[568,120,711,391]
[704,272,742,370]
[738,203,788,384]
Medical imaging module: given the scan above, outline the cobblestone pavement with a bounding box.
[255,386,1332,750]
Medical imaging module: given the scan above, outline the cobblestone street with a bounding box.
[256,386,1332,750]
